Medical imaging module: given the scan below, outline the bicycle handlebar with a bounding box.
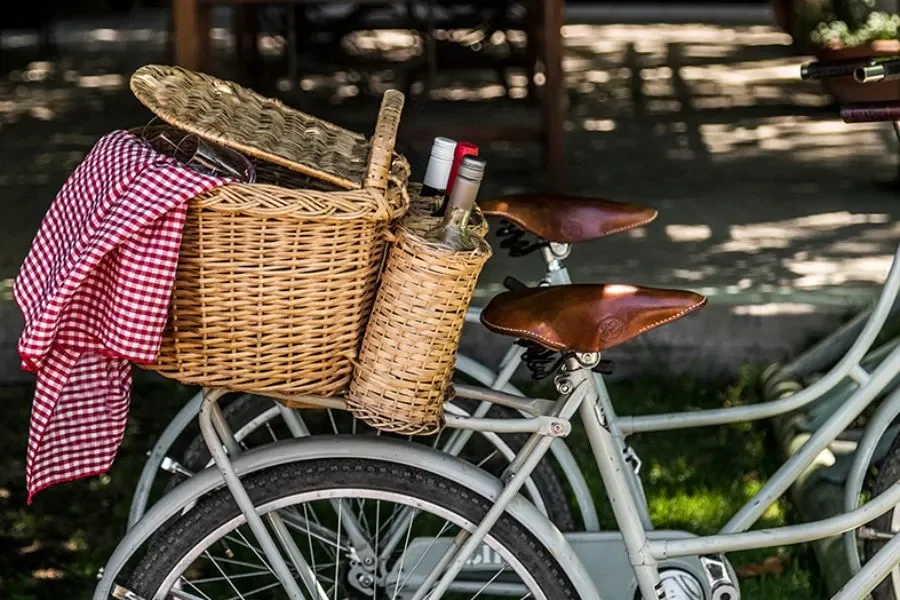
[801,57,874,80]
[855,58,900,83]
[840,101,900,123]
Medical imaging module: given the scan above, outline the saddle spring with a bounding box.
[496,220,548,257]
[518,340,569,380]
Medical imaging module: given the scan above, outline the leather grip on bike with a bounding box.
[801,58,873,80]
[840,102,900,123]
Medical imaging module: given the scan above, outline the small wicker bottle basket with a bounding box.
[347,214,492,435]
[130,65,410,398]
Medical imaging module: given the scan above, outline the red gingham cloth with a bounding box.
[14,130,226,501]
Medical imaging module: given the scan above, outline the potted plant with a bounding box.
[797,0,900,102]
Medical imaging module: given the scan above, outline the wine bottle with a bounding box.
[425,156,486,251]
[421,137,457,200]
[436,141,479,216]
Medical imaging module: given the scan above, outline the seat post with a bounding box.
[540,243,572,285]
[574,357,664,599]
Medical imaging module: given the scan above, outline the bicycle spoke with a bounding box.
[391,504,418,600]
[223,580,284,600]
[264,421,279,444]
[202,556,277,572]
[278,503,338,563]
[354,497,371,540]
[327,409,340,435]
[380,505,422,562]
[431,428,444,450]
[227,530,277,576]
[175,579,214,600]
[278,508,348,552]
[372,500,381,600]
[475,449,500,469]
[471,567,508,599]
[303,500,320,586]
[376,504,406,540]
[202,551,247,600]
[396,520,453,594]
[334,499,343,600]
[190,570,272,584]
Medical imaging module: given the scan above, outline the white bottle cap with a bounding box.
[423,137,457,190]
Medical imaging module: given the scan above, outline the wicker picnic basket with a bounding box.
[129,65,410,398]
[347,214,491,434]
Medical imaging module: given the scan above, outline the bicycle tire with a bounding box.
[169,394,577,531]
[126,456,580,599]
[865,432,900,599]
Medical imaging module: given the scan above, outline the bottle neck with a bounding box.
[445,174,480,215]
[421,183,446,199]
[439,174,479,230]
[425,175,481,250]
[441,203,472,234]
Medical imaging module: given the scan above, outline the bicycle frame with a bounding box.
[281,239,900,597]
[111,242,900,598]
[125,241,600,532]
[377,318,900,600]
[99,342,900,600]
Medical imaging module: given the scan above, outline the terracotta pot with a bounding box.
[815,39,900,103]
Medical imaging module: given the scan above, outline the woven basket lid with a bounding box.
[130,65,401,191]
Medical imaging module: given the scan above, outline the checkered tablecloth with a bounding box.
[14,130,226,501]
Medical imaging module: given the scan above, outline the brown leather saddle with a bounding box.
[480,193,658,243]
[481,283,707,353]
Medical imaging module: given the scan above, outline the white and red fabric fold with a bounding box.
[14,130,226,501]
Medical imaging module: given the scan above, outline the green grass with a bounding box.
[0,377,199,600]
[583,368,823,599]
[0,370,822,599]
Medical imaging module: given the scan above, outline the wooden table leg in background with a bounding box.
[234,4,261,86]
[172,0,212,72]
[541,0,565,192]
[525,0,540,101]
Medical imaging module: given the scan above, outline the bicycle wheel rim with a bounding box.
[151,489,552,599]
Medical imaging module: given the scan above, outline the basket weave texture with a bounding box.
[131,66,410,397]
[347,216,491,434]
[131,64,392,191]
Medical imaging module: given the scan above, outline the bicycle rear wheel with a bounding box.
[126,456,579,599]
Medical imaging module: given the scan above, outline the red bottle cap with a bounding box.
[446,141,479,197]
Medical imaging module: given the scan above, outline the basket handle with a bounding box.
[364,90,405,193]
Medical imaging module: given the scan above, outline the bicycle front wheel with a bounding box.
[126,456,579,599]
